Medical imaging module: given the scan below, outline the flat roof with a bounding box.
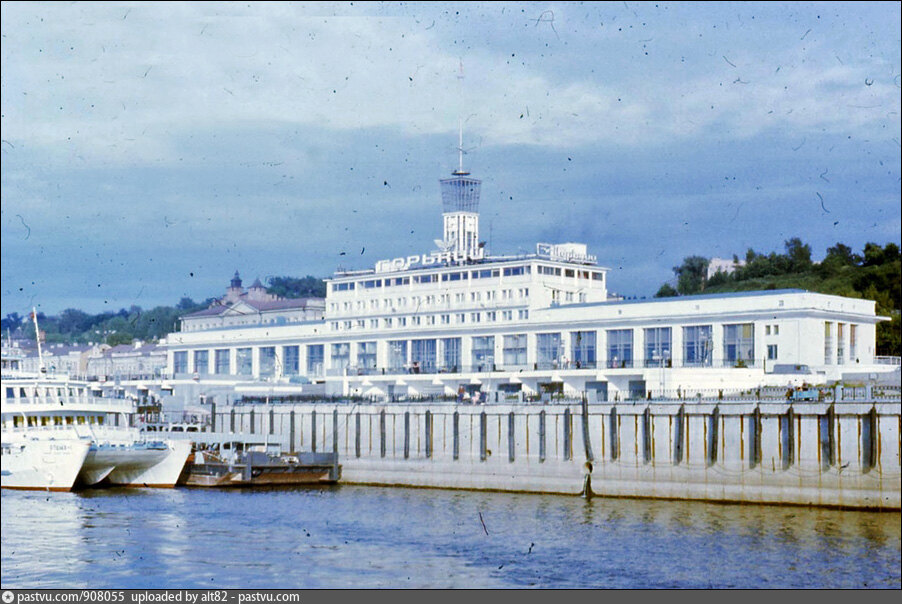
[567,288,811,310]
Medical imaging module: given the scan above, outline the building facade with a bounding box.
[165,163,892,400]
[180,272,325,333]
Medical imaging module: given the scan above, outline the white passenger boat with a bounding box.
[1,311,190,491]
[1,373,191,490]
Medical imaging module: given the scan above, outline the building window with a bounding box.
[259,347,277,377]
[767,344,778,360]
[471,336,495,372]
[173,351,188,375]
[456,313,466,324]
[723,323,755,366]
[283,346,299,376]
[307,345,324,377]
[644,328,671,367]
[410,339,437,373]
[503,334,527,368]
[837,323,845,365]
[331,343,350,372]
[358,342,377,370]
[607,329,633,368]
[824,322,833,365]
[518,309,529,320]
[441,314,450,325]
[441,338,461,372]
[850,325,858,361]
[193,350,209,375]
[683,326,712,367]
[503,266,526,277]
[214,349,231,374]
[471,312,481,323]
[486,311,496,322]
[537,332,562,369]
[571,331,596,369]
[236,348,253,376]
[388,340,408,371]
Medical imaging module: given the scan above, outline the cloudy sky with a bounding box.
[2,1,900,317]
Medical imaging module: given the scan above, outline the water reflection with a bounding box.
[2,486,899,588]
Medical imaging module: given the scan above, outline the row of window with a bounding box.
[329,289,530,314]
[4,386,95,400]
[537,265,604,281]
[8,415,106,428]
[174,323,763,376]
[330,264,606,293]
[330,309,530,331]
[331,266,534,293]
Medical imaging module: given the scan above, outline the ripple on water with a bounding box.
[2,486,899,588]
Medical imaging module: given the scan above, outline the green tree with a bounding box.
[266,275,327,298]
[784,237,813,273]
[654,283,679,298]
[673,256,709,295]
[106,331,134,346]
[862,242,886,267]
[819,242,861,278]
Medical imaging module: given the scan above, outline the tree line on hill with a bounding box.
[655,239,901,356]
[1,275,326,347]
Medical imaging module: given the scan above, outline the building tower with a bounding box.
[438,119,483,262]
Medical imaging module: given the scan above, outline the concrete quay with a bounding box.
[205,398,901,510]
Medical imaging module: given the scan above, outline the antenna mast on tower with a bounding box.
[456,60,466,175]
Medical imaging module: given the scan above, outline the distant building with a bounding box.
[17,342,98,376]
[8,340,167,380]
[707,257,745,279]
[179,272,325,333]
[85,341,167,380]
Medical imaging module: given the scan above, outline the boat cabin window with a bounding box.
[27,417,37,427]
[97,416,104,425]
[54,417,63,426]
[40,417,49,426]
[13,417,22,428]
[76,416,85,425]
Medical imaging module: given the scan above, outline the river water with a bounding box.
[1,485,899,589]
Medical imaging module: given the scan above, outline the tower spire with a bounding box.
[455,60,467,176]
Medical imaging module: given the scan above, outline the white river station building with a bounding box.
[167,163,894,401]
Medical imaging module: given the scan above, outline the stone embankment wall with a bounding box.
[208,400,901,510]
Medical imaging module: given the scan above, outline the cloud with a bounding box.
[2,2,899,166]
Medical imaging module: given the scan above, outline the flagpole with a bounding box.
[31,307,46,374]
